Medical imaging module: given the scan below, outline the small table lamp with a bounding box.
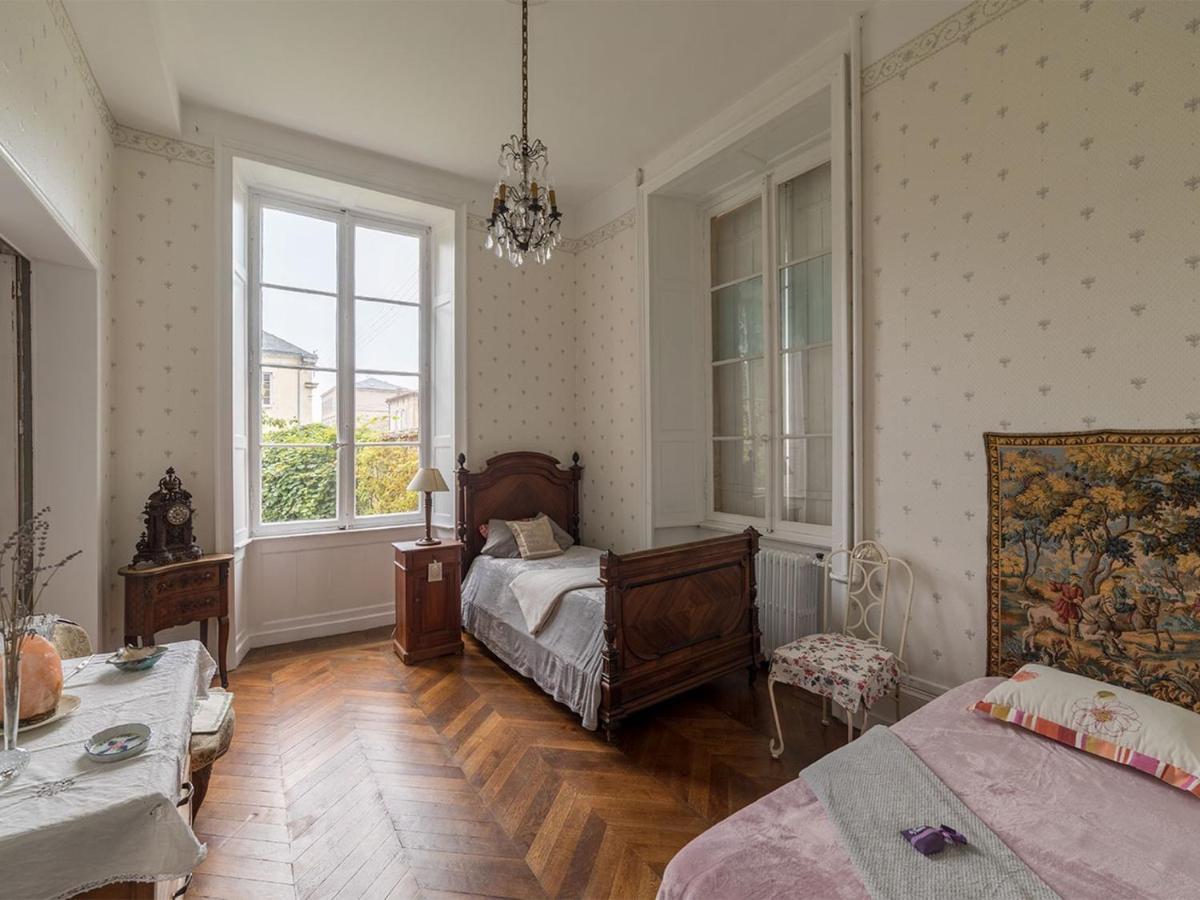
[407,467,449,546]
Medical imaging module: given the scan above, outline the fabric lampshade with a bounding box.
[407,467,449,494]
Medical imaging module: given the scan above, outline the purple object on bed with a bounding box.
[658,677,1200,899]
[900,824,966,856]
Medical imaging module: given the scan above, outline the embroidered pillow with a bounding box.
[507,516,563,560]
[480,514,573,558]
[972,665,1200,797]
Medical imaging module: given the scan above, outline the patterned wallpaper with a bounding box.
[861,0,1200,692]
[465,233,577,465]
[106,149,215,642]
[573,221,644,552]
[465,215,642,552]
[0,0,115,262]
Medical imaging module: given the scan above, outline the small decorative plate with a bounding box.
[17,694,82,732]
[106,645,168,672]
[85,723,151,762]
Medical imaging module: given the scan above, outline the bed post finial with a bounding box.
[456,452,468,473]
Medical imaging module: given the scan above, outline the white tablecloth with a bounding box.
[0,640,215,899]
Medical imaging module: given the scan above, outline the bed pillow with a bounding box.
[544,515,575,550]
[479,514,573,557]
[507,516,563,560]
[972,664,1200,797]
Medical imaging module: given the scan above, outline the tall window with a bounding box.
[250,195,428,534]
[708,158,842,543]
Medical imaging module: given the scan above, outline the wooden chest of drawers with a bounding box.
[393,540,463,664]
[119,553,233,688]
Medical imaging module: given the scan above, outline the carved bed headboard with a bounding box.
[455,451,582,568]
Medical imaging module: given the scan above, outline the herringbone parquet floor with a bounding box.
[190,628,846,900]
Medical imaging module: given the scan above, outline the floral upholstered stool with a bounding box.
[768,633,900,756]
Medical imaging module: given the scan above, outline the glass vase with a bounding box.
[0,629,31,787]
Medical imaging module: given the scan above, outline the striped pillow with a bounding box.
[972,665,1200,797]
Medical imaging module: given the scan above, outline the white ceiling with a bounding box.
[67,0,873,205]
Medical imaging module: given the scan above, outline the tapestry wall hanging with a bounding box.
[986,430,1200,712]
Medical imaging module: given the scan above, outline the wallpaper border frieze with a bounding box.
[570,209,635,253]
[862,0,1030,93]
[112,125,215,168]
[46,0,117,136]
[466,208,635,255]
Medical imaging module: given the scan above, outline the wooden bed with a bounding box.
[455,451,762,739]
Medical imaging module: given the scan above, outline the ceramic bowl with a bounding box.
[85,723,151,762]
[106,645,168,672]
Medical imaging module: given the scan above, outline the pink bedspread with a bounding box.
[659,677,1200,899]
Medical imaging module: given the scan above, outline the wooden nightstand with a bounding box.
[118,553,233,688]
[393,540,464,664]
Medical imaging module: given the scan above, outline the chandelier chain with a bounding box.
[521,0,529,146]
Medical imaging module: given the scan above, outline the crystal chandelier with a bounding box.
[485,0,562,267]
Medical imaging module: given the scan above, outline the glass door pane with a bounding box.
[710,196,766,519]
[777,164,833,528]
[713,440,766,518]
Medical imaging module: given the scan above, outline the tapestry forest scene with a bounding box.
[987,432,1200,712]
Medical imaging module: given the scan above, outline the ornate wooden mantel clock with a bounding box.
[132,467,203,569]
[120,467,232,687]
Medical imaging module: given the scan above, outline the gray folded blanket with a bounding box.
[802,726,1059,900]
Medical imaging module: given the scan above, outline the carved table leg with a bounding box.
[199,619,209,652]
[217,615,229,689]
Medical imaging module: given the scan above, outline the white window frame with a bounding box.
[702,139,847,547]
[248,190,432,536]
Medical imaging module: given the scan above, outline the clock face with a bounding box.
[166,503,190,526]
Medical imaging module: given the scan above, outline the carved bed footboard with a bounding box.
[598,528,762,740]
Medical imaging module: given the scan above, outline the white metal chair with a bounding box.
[767,541,914,757]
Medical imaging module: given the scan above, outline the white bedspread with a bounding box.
[511,566,602,634]
[0,640,215,899]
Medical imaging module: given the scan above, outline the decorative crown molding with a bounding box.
[47,0,217,168]
[112,126,215,168]
[862,0,1030,94]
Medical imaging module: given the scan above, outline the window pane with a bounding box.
[353,374,419,442]
[711,277,763,360]
[710,198,761,286]
[713,359,766,438]
[778,163,831,265]
[260,445,337,524]
[261,207,336,293]
[779,255,831,350]
[261,288,336,369]
[713,440,765,518]
[781,346,832,437]
[782,437,832,526]
[355,226,420,302]
[261,367,335,433]
[356,445,420,517]
[355,299,419,373]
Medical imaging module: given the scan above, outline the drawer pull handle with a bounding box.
[177,781,194,807]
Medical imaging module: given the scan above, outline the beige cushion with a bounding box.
[507,516,563,560]
[190,703,236,770]
[50,622,94,660]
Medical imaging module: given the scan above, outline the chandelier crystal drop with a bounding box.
[485,0,562,267]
